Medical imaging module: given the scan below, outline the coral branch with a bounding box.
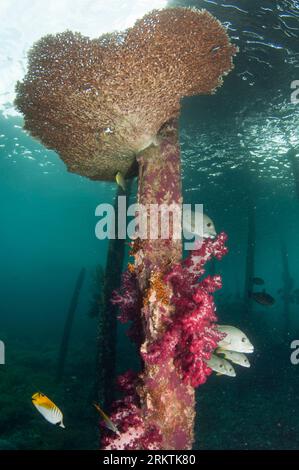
[111,271,140,324]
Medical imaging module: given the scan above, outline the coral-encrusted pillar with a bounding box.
[135,121,195,450]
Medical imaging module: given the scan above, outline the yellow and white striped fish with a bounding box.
[32,392,65,428]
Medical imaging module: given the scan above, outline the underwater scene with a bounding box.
[0,0,299,452]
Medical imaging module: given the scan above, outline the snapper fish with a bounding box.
[217,325,254,354]
[32,392,65,428]
[250,290,275,306]
[252,277,265,286]
[205,354,236,377]
[94,403,120,436]
[183,211,217,239]
[115,171,126,192]
[216,348,250,368]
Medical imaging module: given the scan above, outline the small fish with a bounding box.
[32,392,65,428]
[115,171,126,192]
[205,354,236,377]
[94,403,120,436]
[250,290,275,306]
[202,214,217,238]
[183,211,217,239]
[216,348,250,368]
[252,277,265,286]
[217,325,254,354]
[211,45,221,54]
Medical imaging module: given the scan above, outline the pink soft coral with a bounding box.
[101,371,162,450]
[142,233,228,387]
[111,271,143,343]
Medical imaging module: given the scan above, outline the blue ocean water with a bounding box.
[0,0,299,450]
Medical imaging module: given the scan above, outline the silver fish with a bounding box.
[183,211,217,239]
[217,325,254,354]
[216,348,251,368]
[205,353,236,377]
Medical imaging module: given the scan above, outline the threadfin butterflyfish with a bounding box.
[32,392,65,428]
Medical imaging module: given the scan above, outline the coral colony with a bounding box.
[15,7,237,450]
[145,233,228,388]
[104,233,228,450]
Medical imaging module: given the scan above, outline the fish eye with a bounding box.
[207,222,212,227]
[220,364,223,368]
[242,337,246,343]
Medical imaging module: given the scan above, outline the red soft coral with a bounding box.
[101,371,162,450]
[143,233,228,387]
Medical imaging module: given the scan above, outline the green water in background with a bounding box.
[0,0,299,450]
